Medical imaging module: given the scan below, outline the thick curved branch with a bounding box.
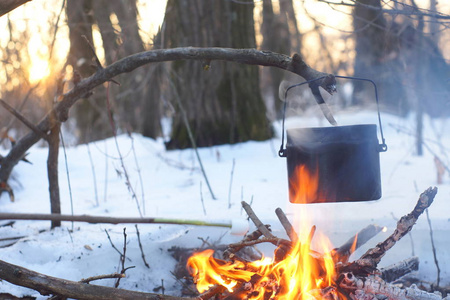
[0,258,187,300]
[0,0,31,17]
[0,47,334,183]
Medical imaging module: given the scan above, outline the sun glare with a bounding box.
[28,57,50,84]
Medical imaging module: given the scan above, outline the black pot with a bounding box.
[285,124,382,203]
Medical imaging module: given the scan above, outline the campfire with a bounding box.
[184,187,440,300]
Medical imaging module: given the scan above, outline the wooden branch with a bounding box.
[0,47,334,184]
[228,236,292,250]
[241,201,275,238]
[275,207,298,242]
[80,273,125,284]
[0,99,48,140]
[0,0,31,17]
[0,259,187,300]
[0,213,232,229]
[357,187,438,269]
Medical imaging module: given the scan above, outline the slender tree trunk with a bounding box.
[47,122,61,228]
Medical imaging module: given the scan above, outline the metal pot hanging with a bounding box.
[278,76,387,204]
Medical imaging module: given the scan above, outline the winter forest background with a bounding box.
[0,0,450,299]
[1,0,449,148]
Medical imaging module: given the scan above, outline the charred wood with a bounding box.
[381,256,419,283]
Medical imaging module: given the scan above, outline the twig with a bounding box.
[241,201,275,239]
[228,236,292,250]
[227,159,235,208]
[0,99,48,141]
[425,208,441,287]
[104,229,123,257]
[168,79,216,200]
[135,224,150,269]
[86,143,99,206]
[47,0,65,61]
[356,187,438,269]
[130,135,146,215]
[275,207,299,242]
[80,273,125,284]
[106,82,143,217]
[199,181,206,215]
[223,228,265,260]
[115,228,128,288]
[59,132,74,230]
[389,123,450,175]
[82,35,103,71]
[0,83,40,145]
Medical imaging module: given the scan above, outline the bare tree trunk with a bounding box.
[162,0,272,149]
[352,0,409,115]
[67,0,112,143]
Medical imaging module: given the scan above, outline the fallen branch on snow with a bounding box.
[0,258,187,300]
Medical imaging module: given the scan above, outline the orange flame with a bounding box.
[187,163,341,299]
[288,163,332,204]
[187,233,340,299]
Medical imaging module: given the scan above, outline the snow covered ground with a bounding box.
[0,109,449,298]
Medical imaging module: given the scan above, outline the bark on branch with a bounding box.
[0,0,31,17]
[0,47,334,185]
[0,259,187,300]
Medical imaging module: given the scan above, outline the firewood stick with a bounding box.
[307,225,316,245]
[0,258,186,300]
[241,201,275,239]
[380,256,419,283]
[357,187,438,269]
[223,228,264,260]
[228,236,292,250]
[197,285,226,300]
[275,207,298,242]
[333,224,384,262]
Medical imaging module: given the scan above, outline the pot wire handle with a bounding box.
[335,75,388,152]
[278,75,388,158]
[278,76,326,157]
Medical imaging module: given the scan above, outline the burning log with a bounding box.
[186,187,442,300]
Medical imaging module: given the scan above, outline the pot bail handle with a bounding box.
[278,76,388,158]
[335,75,388,153]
